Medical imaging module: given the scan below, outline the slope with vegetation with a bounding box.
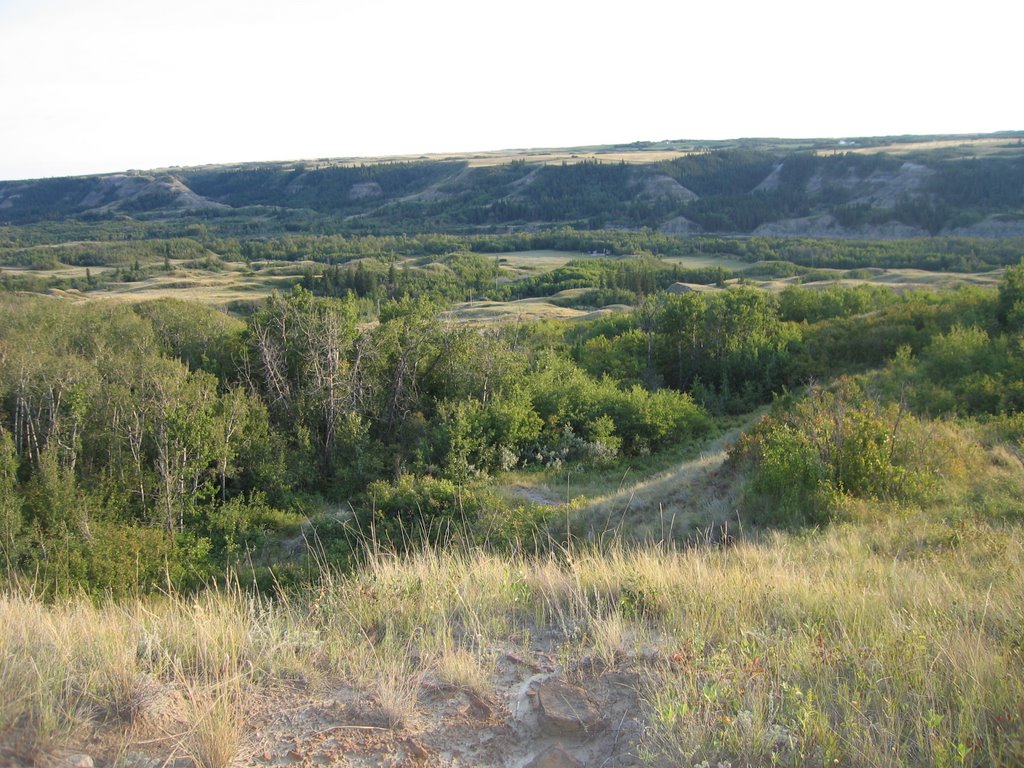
[0,261,1022,765]
[1,132,1023,767]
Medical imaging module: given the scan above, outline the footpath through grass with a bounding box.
[2,501,1022,765]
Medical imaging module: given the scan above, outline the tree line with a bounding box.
[0,290,710,594]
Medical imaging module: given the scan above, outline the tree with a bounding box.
[244,286,360,479]
[149,361,219,534]
[655,291,707,389]
[997,260,1024,328]
[0,432,22,567]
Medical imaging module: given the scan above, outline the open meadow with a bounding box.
[1,246,1008,321]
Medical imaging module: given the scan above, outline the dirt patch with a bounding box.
[509,484,563,507]
[641,175,697,203]
[83,639,650,768]
[348,182,383,201]
[571,413,766,542]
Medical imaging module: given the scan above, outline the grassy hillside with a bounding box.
[2,414,1022,767]
[2,131,1024,767]
[4,267,1024,765]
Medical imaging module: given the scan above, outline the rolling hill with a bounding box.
[2,132,1022,237]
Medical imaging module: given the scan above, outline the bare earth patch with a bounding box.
[88,638,649,768]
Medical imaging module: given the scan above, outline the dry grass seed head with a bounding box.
[373,650,423,730]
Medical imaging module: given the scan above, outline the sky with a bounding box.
[0,0,1018,180]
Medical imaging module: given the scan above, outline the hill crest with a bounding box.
[2,132,1022,237]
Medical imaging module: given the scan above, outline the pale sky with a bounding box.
[0,0,1018,180]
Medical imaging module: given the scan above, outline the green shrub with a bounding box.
[736,379,932,526]
[349,476,553,554]
[0,433,22,567]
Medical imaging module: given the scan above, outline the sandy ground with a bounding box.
[57,635,655,768]
[245,646,647,768]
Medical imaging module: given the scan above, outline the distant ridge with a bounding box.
[2,132,1022,237]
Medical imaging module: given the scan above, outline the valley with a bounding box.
[1,133,1023,767]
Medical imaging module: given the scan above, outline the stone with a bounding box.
[403,737,429,762]
[51,756,94,768]
[116,753,162,768]
[525,746,584,768]
[536,679,604,736]
[464,690,492,719]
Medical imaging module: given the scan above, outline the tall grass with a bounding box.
[1,437,1022,766]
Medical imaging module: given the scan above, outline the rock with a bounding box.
[403,737,429,762]
[464,690,492,719]
[50,756,93,768]
[536,679,604,736]
[525,746,584,768]
[116,753,162,768]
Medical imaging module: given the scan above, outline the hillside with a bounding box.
[2,131,1024,767]
[2,133,1023,237]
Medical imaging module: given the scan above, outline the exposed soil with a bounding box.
[63,638,654,768]
[507,485,562,507]
[248,647,646,768]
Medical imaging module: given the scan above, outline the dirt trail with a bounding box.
[610,413,761,497]
[507,483,563,507]
[282,504,352,557]
[571,410,766,541]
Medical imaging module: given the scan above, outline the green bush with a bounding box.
[0,433,23,567]
[736,379,928,526]
[350,476,553,553]
[358,476,485,548]
[529,354,709,459]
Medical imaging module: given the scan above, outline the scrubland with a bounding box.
[2,411,1022,767]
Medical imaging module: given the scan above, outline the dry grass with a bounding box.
[1,435,1023,765]
[413,149,701,168]
[0,585,306,764]
[838,136,1018,158]
[433,646,490,694]
[492,249,590,271]
[440,297,604,324]
[178,675,245,768]
[368,642,424,730]
[90,270,285,308]
[492,249,750,276]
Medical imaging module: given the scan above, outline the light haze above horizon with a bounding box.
[0,0,1018,181]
